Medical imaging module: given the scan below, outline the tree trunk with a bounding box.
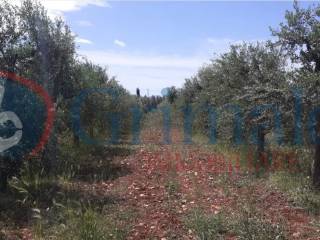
[73,133,80,146]
[313,143,320,188]
[257,127,266,172]
[89,125,94,139]
[312,115,320,188]
[257,127,265,156]
[0,168,8,193]
[0,156,11,193]
[315,59,320,73]
[42,125,58,176]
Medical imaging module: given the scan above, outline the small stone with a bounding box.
[292,232,300,238]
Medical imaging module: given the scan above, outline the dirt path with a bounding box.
[5,128,320,239]
[93,128,320,239]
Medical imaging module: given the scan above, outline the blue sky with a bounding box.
[21,0,319,95]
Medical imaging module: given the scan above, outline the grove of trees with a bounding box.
[0,0,320,203]
[171,1,320,188]
[2,0,320,239]
[0,0,135,191]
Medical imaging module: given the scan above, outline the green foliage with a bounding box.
[270,172,320,215]
[63,209,128,240]
[167,86,178,104]
[3,0,320,238]
[73,60,136,142]
[231,208,286,240]
[185,209,227,240]
[32,202,130,240]
[272,0,320,187]
[78,209,107,240]
[140,95,163,112]
[271,0,320,73]
[165,179,180,196]
[0,0,152,239]
[176,42,289,145]
[9,160,58,207]
[0,0,137,190]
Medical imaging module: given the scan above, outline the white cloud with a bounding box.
[206,37,268,55]
[77,20,93,27]
[207,38,237,52]
[78,50,204,69]
[76,37,93,44]
[207,37,264,45]
[77,37,269,95]
[78,50,206,95]
[114,40,127,48]
[9,0,109,18]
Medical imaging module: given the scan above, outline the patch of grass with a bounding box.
[43,205,131,240]
[58,131,134,183]
[78,209,110,240]
[6,152,131,239]
[165,156,181,197]
[230,207,287,240]
[184,202,287,240]
[165,178,180,197]
[9,161,60,207]
[185,209,227,240]
[269,172,320,215]
[143,143,161,152]
[53,209,105,240]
